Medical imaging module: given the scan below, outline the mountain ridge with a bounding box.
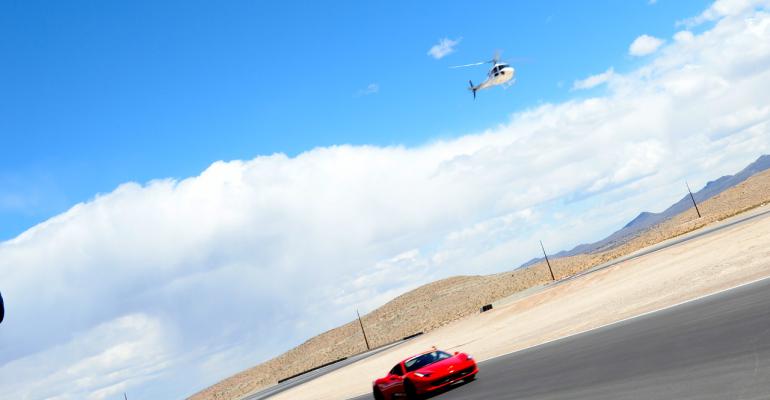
[521,154,770,268]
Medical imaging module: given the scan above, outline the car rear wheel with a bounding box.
[372,387,384,400]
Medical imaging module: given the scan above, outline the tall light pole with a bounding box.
[356,309,370,351]
[540,240,556,281]
[686,181,702,218]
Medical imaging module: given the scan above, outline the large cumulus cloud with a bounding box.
[2,1,770,398]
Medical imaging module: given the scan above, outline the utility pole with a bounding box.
[540,240,556,281]
[686,181,702,218]
[356,309,370,351]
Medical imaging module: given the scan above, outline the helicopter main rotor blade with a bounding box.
[492,50,501,64]
[449,61,487,69]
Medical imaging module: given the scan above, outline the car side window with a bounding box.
[389,364,403,376]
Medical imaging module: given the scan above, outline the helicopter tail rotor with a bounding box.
[469,80,476,99]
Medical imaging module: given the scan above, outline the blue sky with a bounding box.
[0,0,708,240]
[4,1,770,400]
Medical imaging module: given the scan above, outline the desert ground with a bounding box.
[190,168,770,400]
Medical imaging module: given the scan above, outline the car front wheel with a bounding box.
[404,379,422,400]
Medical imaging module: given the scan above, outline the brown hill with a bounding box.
[189,167,770,400]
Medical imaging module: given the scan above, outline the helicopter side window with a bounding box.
[492,66,499,76]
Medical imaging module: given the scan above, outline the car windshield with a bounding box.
[404,351,452,372]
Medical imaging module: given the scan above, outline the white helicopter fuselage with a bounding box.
[457,54,517,98]
[468,63,516,98]
[476,64,515,90]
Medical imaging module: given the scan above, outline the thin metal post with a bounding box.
[686,181,702,218]
[356,309,370,351]
[540,240,556,281]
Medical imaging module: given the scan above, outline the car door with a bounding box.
[381,364,405,399]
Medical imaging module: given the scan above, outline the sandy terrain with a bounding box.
[190,168,770,400]
[272,203,770,400]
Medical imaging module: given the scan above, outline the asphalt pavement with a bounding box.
[351,275,770,400]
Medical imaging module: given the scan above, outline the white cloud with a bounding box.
[427,37,460,59]
[678,0,770,27]
[572,67,615,90]
[0,314,176,400]
[356,83,379,96]
[3,2,770,399]
[629,34,665,56]
[674,30,695,43]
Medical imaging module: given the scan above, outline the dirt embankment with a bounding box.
[548,168,770,279]
[189,168,770,400]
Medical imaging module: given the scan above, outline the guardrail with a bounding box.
[401,332,424,341]
[275,331,424,384]
[277,357,349,383]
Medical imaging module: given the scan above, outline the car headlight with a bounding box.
[414,372,431,378]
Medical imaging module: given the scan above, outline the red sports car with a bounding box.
[372,349,478,399]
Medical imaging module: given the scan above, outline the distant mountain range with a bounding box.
[521,154,770,267]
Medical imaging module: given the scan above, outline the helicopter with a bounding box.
[451,52,516,99]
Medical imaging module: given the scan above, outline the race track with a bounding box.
[351,275,770,400]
